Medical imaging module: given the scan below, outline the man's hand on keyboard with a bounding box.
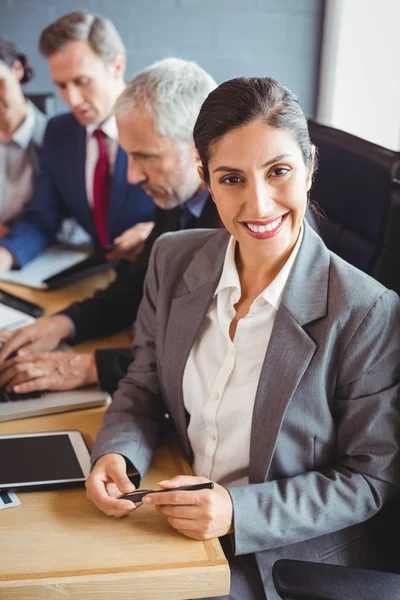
[0,315,73,364]
[0,351,98,392]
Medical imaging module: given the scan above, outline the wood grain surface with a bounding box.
[0,276,230,599]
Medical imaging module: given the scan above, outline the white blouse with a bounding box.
[182,225,304,487]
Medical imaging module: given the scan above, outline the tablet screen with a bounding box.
[0,434,84,486]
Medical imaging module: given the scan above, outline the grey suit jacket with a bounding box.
[92,223,400,600]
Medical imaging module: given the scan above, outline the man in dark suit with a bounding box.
[0,58,220,393]
[0,11,154,270]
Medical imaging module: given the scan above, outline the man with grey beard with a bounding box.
[0,58,221,394]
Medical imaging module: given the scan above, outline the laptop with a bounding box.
[0,386,110,422]
[0,304,110,422]
[44,252,116,290]
[0,302,35,330]
[0,245,114,290]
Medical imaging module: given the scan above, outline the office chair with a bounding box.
[25,92,56,117]
[308,119,400,295]
[272,559,400,600]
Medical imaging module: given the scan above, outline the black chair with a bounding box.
[272,559,400,600]
[308,119,400,295]
[368,496,400,575]
[26,92,56,117]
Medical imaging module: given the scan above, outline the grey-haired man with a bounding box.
[0,58,221,393]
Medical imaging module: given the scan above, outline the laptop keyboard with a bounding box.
[0,389,42,402]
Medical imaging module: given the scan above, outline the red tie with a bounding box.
[92,129,110,248]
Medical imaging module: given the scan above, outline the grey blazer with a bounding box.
[92,223,400,600]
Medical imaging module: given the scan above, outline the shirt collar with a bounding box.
[214,235,241,297]
[214,223,304,311]
[181,188,209,219]
[86,115,118,141]
[11,100,36,149]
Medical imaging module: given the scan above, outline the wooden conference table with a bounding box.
[0,271,230,600]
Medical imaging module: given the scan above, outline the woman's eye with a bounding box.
[271,167,290,177]
[221,176,242,185]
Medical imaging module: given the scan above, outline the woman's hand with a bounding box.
[143,475,234,540]
[86,453,137,517]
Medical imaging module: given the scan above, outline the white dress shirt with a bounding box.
[85,116,118,208]
[0,101,36,223]
[183,225,304,487]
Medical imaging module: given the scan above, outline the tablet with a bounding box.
[0,430,91,491]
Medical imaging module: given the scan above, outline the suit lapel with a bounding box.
[249,309,317,482]
[163,230,230,458]
[249,223,330,482]
[164,205,181,232]
[108,146,128,241]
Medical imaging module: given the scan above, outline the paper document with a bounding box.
[0,303,35,329]
[0,246,90,289]
[0,490,21,510]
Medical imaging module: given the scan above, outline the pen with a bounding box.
[118,481,214,503]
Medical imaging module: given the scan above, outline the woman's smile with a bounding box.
[240,212,289,239]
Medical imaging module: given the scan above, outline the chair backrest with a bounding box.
[26,92,56,117]
[308,119,400,295]
[368,495,400,575]
[272,559,400,600]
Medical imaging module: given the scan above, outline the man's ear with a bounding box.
[306,145,316,192]
[112,55,126,79]
[12,60,25,83]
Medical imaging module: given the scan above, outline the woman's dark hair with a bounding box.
[0,37,34,84]
[193,77,313,185]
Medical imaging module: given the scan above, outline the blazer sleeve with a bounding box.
[228,290,400,556]
[0,124,67,267]
[90,238,167,476]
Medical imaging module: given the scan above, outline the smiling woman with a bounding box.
[86,77,400,600]
[193,79,315,335]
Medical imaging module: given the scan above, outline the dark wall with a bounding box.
[0,0,324,116]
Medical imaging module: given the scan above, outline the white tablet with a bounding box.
[0,430,91,491]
